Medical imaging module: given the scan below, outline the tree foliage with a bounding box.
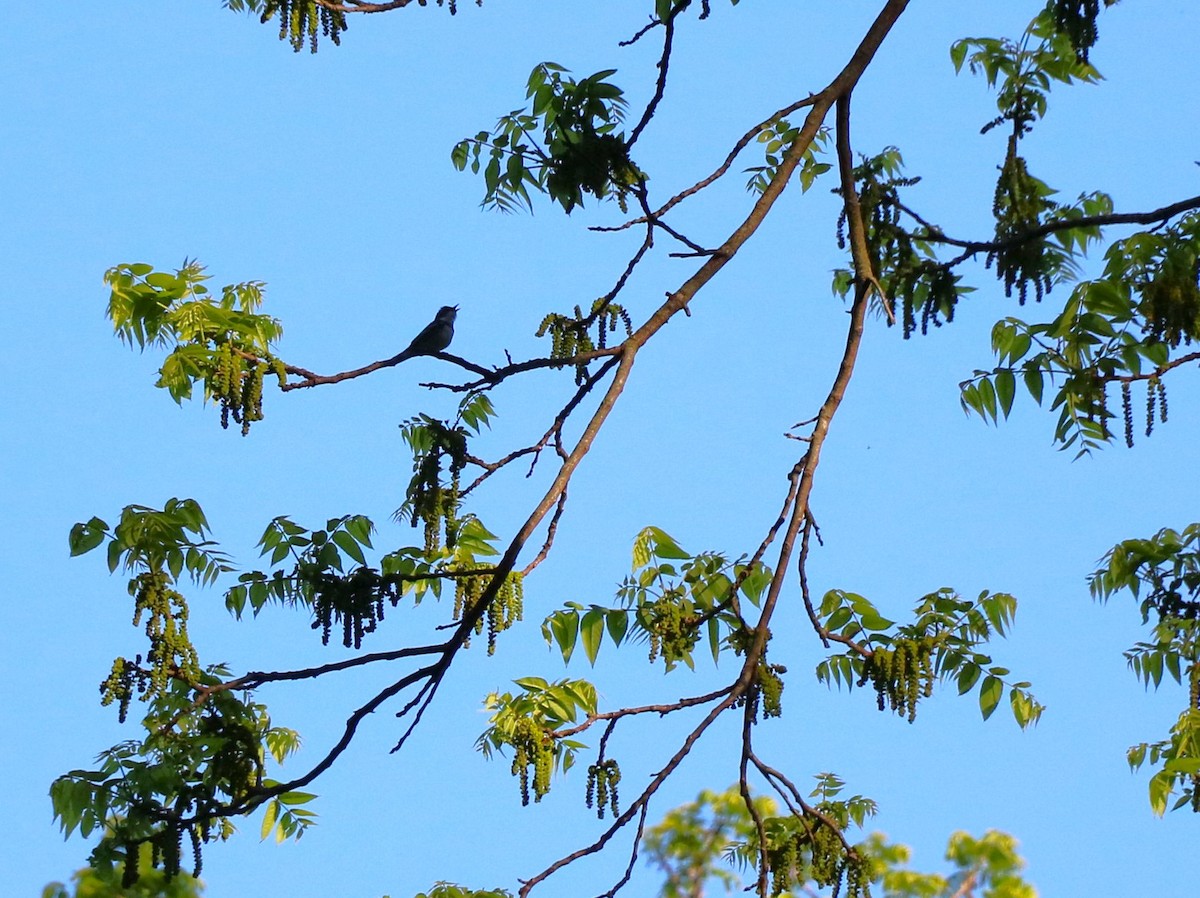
[50,1,1200,896]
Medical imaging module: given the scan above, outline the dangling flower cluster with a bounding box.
[454,568,525,655]
[764,817,868,898]
[308,566,398,649]
[585,759,621,819]
[99,655,152,723]
[640,594,700,669]
[536,299,632,383]
[1052,0,1106,64]
[859,637,935,723]
[835,152,960,338]
[255,0,348,53]
[1120,377,1170,447]
[988,148,1055,305]
[131,571,201,695]
[756,660,787,720]
[508,717,554,806]
[399,419,467,555]
[211,342,282,435]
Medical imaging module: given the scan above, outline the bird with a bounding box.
[394,305,458,363]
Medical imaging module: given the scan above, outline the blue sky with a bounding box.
[3,2,1199,896]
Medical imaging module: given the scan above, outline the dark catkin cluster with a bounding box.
[211,342,273,435]
[988,149,1054,306]
[262,0,347,53]
[1052,0,1106,64]
[836,160,959,338]
[99,655,152,723]
[859,638,934,723]
[131,571,201,695]
[309,567,407,648]
[584,759,621,819]
[189,827,203,879]
[453,568,524,655]
[1146,377,1168,438]
[139,823,183,882]
[509,717,554,806]
[120,818,208,887]
[546,132,639,212]
[121,842,140,888]
[206,719,262,797]
[1121,381,1134,447]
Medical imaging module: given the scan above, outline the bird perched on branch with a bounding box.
[394,305,458,363]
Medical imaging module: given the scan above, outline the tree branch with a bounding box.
[901,194,1200,256]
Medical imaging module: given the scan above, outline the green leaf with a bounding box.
[979,676,1003,720]
[950,40,969,73]
[649,526,690,560]
[279,790,317,805]
[1148,769,1173,816]
[956,663,982,695]
[68,518,108,556]
[995,368,1016,418]
[260,798,278,840]
[580,608,604,666]
[605,609,629,646]
[332,530,367,566]
[1022,364,1041,405]
[859,610,894,631]
[544,611,579,664]
[977,376,998,423]
[825,607,853,631]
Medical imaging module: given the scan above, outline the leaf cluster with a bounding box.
[1091,525,1200,813]
[452,63,642,213]
[817,588,1043,728]
[476,678,597,805]
[729,776,876,898]
[745,120,831,196]
[959,212,1199,456]
[543,526,770,672]
[951,8,1101,139]
[396,394,495,553]
[104,262,287,434]
[953,11,1100,306]
[51,668,308,886]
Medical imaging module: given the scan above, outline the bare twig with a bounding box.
[551,686,735,739]
[521,487,568,576]
[595,803,650,898]
[627,1,685,147]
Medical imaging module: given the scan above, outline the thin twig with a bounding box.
[551,686,735,739]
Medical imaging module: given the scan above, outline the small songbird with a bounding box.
[394,305,458,363]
